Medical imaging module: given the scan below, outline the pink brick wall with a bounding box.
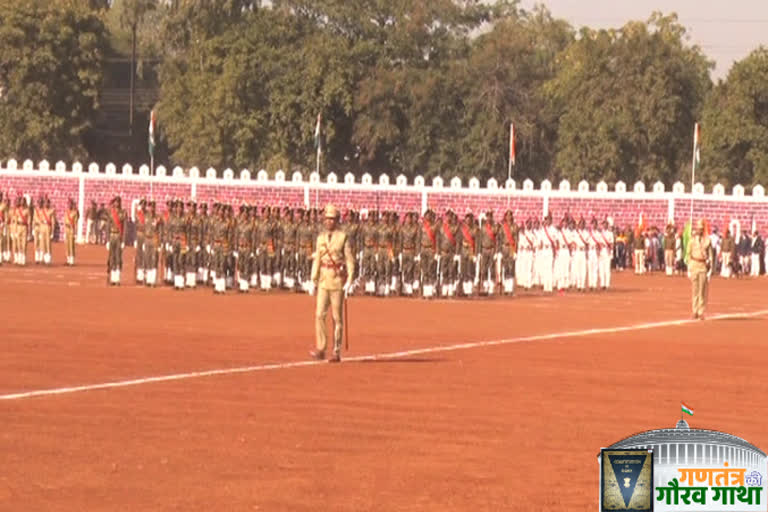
[196,183,304,208]
[675,198,768,233]
[313,188,421,212]
[549,197,668,228]
[84,178,192,213]
[0,174,79,220]
[426,192,543,220]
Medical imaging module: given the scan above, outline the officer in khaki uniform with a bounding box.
[310,204,355,363]
[64,198,79,265]
[687,219,712,320]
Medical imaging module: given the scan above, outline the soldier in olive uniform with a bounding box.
[359,211,378,294]
[438,211,458,297]
[721,229,735,278]
[295,209,315,293]
[458,212,477,296]
[210,204,228,293]
[162,200,174,284]
[185,202,203,288]
[167,201,187,290]
[64,198,79,266]
[134,199,147,283]
[0,192,7,264]
[198,202,211,284]
[499,210,517,295]
[256,206,275,290]
[478,211,500,295]
[310,204,355,363]
[376,211,397,296]
[106,196,126,285]
[281,208,299,290]
[143,201,162,286]
[418,210,438,298]
[234,205,254,292]
[400,212,419,296]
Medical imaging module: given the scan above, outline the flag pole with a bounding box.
[689,123,698,224]
[507,123,515,208]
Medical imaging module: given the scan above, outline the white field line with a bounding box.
[1,309,767,402]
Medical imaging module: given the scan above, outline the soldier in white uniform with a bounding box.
[516,221,531,290]
[554,220,571,292]
[586,219,600,290]
[539,216,555,293]
[598,220,613,289]
[572,218,588,291]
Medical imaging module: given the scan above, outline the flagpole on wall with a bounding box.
[314,112,321,209]
[507,122,515,209]
[689,122,699,224]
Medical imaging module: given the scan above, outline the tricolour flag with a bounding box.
[314,113,322,156]
[509,123,516,167]
[148,109,156,158]
[693,123,701,171]
[681,402,694,416]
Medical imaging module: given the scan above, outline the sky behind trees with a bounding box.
[519,0,768,80]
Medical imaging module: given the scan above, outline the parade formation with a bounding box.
[3,192,768,301]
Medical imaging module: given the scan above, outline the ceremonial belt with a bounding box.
[502,222,515,249]
[690,256,707,262]
[110,209,123,236]
[484,222,496,244]
[41,209,52,226]
[461,224,475,253]
[423,219,436,247]
[442,222,456,246]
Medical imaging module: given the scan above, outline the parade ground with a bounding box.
[2,245,768,511]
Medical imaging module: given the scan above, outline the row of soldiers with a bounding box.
[103,196,614,297]
[0,192,79,267]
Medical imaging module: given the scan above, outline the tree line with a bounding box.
[0,0,766,187]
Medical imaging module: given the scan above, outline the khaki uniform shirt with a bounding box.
[311,229,355,291]
[687,234,711,274]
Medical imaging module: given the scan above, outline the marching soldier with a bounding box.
[687,219,711,319]
[234,204,254,292]
[199,202,211,284]
[162,199,174,284]
[310,204,355,363]
[458,212,477,296]
[210,203,229,294]
[296,209,315,293]
[86,200,98,244]
[400,212,419,296]
[134,199,147,283]
[167,201,186,290]
[0,192,6,264]
[256,206,276,290]
[143,201,162,286]
[586,218,600,290]
[281,208,299,290]
[185,201,203,288]
[33,197,45,264]
[418,209,438,297]
[438,211,458,297]
[270,207,283,287]
[64,198,79,265]
[376,211,397,296]
[13,196,29,265]
[478,211,499,295]
[598,220,613,289]
[106,196,126,285]
[499,210,517,295]
[360,211,378,294]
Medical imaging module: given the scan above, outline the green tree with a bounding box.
[546,13,712,186]
[700,47,768,187]
[0,0,108,162]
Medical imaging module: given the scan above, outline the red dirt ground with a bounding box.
[2,245,768,511]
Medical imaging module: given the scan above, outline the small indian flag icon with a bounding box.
[681,402,694,416]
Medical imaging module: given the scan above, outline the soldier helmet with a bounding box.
[324,203,340,219]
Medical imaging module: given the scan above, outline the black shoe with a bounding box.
[310,349,325,361]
